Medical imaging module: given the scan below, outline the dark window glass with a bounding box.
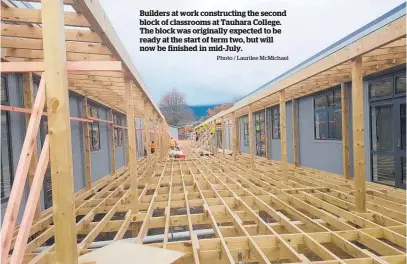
[396,74,406,95]
[113,113,123,147]
[1,76,7,104]
[369,78,393,99]
[243,117,249,147]
[402,157,406,184]
[371,105,393,152]
[1,75,13,202]
[271,107,280,139]
[1,112,13,201]
[401,104,406,151]
[216,129,222,149]
[254,111,265,157]
[88,105,101,151]
[314,88,342,140]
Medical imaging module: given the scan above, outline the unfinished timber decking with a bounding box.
[14,151,406,264]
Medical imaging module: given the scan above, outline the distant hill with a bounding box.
[187,104,220,119]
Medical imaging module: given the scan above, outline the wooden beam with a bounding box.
[1,37,111,55]
[42,0,78,262]
[0,76,45,264]
[232,112,237,162]
[144,100,152,178]
[222,117,225,157]
[82,97,92,189]
[3,47,114,62]
[1,61,123,73]
[22,72,41,221]
[199,16,406,126]
[0,105,92,122]
[292,98,299,166]
[351,57,366,212]
[109,109,116,175]
[213,121,217,154]
[1,7,90,27]
[280,90,288,181]
[10,136,49,264]
[73,0,165,121]
[1,24,102,43]
[248,105,255,169]
[341,82,350,179]
[125,79,138,213]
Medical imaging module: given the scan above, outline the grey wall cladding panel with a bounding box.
[1,73,28,223]
[90,105,111,181]
[266,107,281,161]
[286,102,294,163]
[135,118,146,158]
[298,96,344,175]
[69,94,86,192]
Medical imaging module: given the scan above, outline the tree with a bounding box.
[159,88,196,127]
[207,103,233,117]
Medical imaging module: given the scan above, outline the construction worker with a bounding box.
[150,141,156,154]
[170,137,176,150]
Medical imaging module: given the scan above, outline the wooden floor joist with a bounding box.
[7,149,405,263]
[1,1,406,263]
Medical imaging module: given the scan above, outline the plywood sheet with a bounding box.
[78,240,184,264]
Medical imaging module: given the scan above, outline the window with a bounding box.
[113,113,123,147]
[271,107,280,139]
[396,74,406,95]
[313,87,342,140]
[242,116,249,147]
[369,78,393,99]
[88,104,101,151]
[1,75,13,202]
[255,111,266,157]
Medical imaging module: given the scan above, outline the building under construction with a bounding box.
[0,0,406,263]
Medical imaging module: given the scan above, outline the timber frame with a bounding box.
[0,1,406,264]
[0,0,170,263]
[190,4,406,264]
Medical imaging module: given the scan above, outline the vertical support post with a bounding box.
[82,97,92,188]
[341,82,350,179]
[351,57,366,212]
[126,128,130,165]
[227,120,231,153]
[144,101,152,176]
[22,72,41,220]
[264,108,270,160]
[125,79,138,213]
[248,105,255,169]
[214,121,218,155]
[292,97,299,166]
[157,119,161,160]
[42,0,77,261]
[109,109,116,175]
[236,117,240,154]
[280,90,288,181]
[232,112,237,162]
[222,117,225,157]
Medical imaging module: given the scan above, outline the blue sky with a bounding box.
[99,0,405,105]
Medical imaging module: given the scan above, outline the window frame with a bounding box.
[113,112,123,147]
[242,116,249,147]
[270,106,280,139]
[1,74,14,203]
[88,104,101,151]
[368,70,406,102]
[313,87,342,141]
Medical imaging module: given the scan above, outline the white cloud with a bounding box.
[100,0,404,105]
